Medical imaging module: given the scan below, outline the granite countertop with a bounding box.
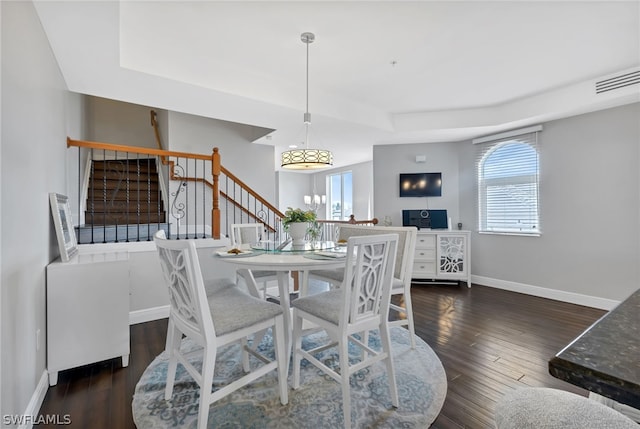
[549,288,640,408]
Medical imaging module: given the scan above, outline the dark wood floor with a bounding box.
[36,284,605,428]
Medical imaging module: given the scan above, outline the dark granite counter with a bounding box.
[549,288,640,408]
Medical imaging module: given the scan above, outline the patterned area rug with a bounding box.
[132,327,447,428]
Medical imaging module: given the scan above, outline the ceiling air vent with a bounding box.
[595,70,640,94]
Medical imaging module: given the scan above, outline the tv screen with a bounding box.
[399,173,442,197]
[402,209,448,229]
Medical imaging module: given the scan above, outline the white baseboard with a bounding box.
[471,275,619,310]
[129,305,169,325]
[18,370,49,429]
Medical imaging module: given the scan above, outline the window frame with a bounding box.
[327,171,353,221]
[476,128,541,236]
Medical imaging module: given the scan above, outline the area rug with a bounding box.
[132,327,447,428]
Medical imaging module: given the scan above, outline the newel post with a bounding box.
[212,147,221,239]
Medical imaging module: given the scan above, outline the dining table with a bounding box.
[548,287,640,421]
[215,240,349,370]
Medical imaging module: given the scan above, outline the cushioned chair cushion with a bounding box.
[494,388,638,429]
[311,268,345,283]
[204,278,236,296]
[208,286,283,336]
[291,289,342,324]
[312,268,403,290]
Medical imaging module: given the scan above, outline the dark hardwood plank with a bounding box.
[36,285,605,428]
[417,285,605,428]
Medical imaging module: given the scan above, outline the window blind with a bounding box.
[476,128,541,235]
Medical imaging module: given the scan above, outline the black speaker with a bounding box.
[402,209,448,229]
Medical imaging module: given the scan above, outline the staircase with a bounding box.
[77,158,169,243]
[68,138,379,243]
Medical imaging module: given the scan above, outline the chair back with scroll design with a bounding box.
[310,224,418,347]
[229,223,279,299]
[292,233,399,429]
[154,230,288,429]
[230,223,263,249]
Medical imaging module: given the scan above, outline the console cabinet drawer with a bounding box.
[413,261,436,276]
[414,248,436,261]
[415,234,436,249]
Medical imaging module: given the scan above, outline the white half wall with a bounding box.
[77,238,237,317]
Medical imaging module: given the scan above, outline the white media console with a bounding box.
[412,230,471,287]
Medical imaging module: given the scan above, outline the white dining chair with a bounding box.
[154,231,288,429]
[229,223,279,298]
[309,225,418,348]
[291,233,400,429]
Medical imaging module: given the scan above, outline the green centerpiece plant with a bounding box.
[282,207,320,244]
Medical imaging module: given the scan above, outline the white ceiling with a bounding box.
[34,1,640,171]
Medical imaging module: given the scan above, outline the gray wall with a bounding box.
[463,104,640,302]
[86,96,160,148]
[83,100,279,233]
[373,143,462,228]
[311,161,374,221]
[1,1,82,419]
[277,171,310,214]
[84,97,276,202]
[277,161,374,221]
[168,111,276,205]
[374,103,640,304]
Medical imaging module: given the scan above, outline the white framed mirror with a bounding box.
[49,193,78,262]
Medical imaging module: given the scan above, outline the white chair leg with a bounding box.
[380,324,399,408]
[164,322,181,400]
[360,330,370,361]
[404,290,416,349]
[292,312,304,389]
[241,337,250,372]
[197,347,216,429]
[339,338,352,429]
[273,314,289,404]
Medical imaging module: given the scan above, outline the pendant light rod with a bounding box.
[281,32,333,170]
[302,32,314,125]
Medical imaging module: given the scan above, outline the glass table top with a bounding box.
[250,240,338,253]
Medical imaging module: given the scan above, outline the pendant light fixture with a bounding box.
[281,32,333,170]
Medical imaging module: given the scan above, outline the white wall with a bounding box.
[1,1,80,419]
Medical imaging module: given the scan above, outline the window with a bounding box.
[476,127,541,235]
[328,171,352,220]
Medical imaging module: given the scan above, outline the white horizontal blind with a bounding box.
[476,129,540,235]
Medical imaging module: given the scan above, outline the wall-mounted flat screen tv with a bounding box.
[399,173,442,197]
